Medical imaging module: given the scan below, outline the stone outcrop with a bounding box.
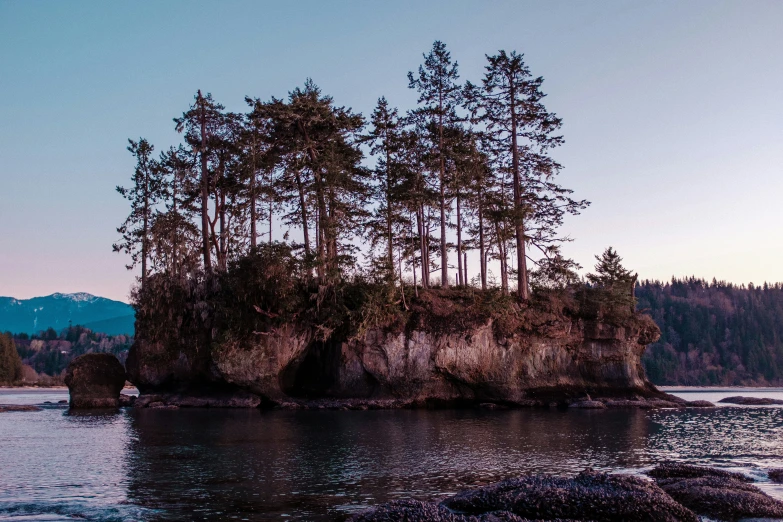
[126,303,676,408]
[718,395,783,405]
[354,470,699,522]
[0,405,42,412]
[647,463,783,520]
[353,465,783,522]
[64,353,126,408]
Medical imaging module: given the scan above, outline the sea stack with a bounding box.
[64,353,127,408]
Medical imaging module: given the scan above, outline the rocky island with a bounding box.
[124,253,698,410]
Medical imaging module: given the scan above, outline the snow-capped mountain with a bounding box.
[0,293,135,335]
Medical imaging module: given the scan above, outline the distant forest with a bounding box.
[639,278,783,386]
[4,326,132,383]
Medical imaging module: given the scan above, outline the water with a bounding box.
[1,388,782,521]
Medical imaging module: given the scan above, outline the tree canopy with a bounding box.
[115,42,589,299]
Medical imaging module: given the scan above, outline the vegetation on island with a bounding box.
[110,42,645,384]
[114,41,590,303]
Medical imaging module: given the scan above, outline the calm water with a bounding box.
[1,388,783,521]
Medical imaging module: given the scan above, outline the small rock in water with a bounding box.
[768,469,783,484]
[717,396,783,405]
[57,400,67,404]
[568,400,606,409]
[479,403,508,410]
[118,394,136,407]
[647,462,752,482]
[64,353,126,408]
[0,405,42,412]
[684,400,715,408]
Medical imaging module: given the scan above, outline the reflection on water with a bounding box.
[125,408,651,520]
[0,388,782,521]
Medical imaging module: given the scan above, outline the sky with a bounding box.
[1,0,782,302]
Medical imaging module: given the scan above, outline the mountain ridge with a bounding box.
[0,293,135,336]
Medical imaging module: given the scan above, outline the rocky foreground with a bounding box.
[352,463,783,522]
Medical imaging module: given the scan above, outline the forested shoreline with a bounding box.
[0,326,132,385]
[640,278,783,386]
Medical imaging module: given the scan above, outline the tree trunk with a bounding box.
[141,164,148,286]
[464,251,468,287]
[456,194,462,285]
[172,169,178,277]
[250,134,257,250]
[478,196,486,290]
[219,190,227,269]
[197,91,212,271]
[509,83,528,299]
[386,149,394,276]
[495,220,508,295]
[438,108,448,288]
[294,170,310,259]
[410,213,418,297]
[315,176,327,281]
[417,204,427,288]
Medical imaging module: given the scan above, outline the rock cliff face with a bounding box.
[127,311,667,407]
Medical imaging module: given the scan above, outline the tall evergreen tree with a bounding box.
[174,91,226,271]
[0,333,22,384]
[408,41,462,287]
[467,50,587,299]
[114,138,161,286]
[154,145,200,276]
[255,79,368,282]
[364,97,405,280]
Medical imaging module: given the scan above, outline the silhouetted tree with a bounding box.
[467,50,588,298]
[408,41,462,287]
[114,138,161,286]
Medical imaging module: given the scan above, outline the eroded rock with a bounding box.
[718,396,783,405]
[769,469,783,484]
[0,404,42,412]
[647,463,752,482]
[569,400,606,409]
[351,499,588,522]
[648,463,783,520]
[134,390,261,408]
[440,469,698,522]
[118,394,136,407]
[684,400,715,408]
[64,353,126,408]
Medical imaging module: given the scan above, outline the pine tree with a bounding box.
[587,247,637,313]
[174,91,226,271]
[153,145,200,276]
[467,50,588,299]
[257,79,368,282]
[0,333,22,384]
[114,138,162,286]
[408,41,462,287]
[364,97,405,280]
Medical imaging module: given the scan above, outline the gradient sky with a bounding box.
[1,0,782,302]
